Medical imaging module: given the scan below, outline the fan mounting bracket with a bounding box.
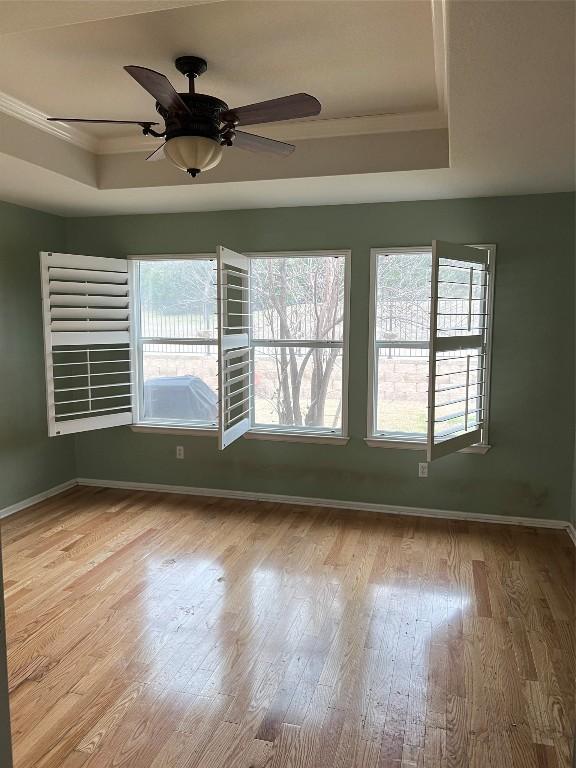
[140,123,165,138]
[175,56,207,80]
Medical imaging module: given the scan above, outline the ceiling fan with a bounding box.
[47,56,322,177]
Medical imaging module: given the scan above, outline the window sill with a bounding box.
[131,424,217,436]
[364,438,491,454]
[130,424,349,445]
[245,430,349,445]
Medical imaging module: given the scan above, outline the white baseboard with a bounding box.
[0,480,77,520]
[2,477,573,544]
[76,477,574,534]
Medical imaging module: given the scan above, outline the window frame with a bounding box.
[129,253,219,432]
[129,250,351,442]
[366,244,496,452]
[245,249,351,439]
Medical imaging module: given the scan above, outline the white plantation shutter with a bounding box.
[427,241,492,461]
[41,252,133,436]
[217,246,252,449]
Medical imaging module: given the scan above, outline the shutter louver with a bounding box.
[426,241,492,461]
[41,252,133,436]
[216,246,252,449]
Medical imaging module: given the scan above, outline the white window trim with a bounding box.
[128,250,351,442]
[367,244,496,452]
[246,429,349,445]
[363,437,490,454]
[130,425,348,444]
[129,253,219,432]
[132,424,216,436]
[247,249,351,438]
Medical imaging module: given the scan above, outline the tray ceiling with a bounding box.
[0,0,573,216]
[0,0,438,138]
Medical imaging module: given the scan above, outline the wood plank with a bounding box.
[1,488,573,768]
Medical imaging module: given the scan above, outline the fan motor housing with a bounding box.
[157,94,228,143]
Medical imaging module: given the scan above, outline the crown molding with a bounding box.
[98,109,448,155]
[0,85,447,159]
[0,91,98,152]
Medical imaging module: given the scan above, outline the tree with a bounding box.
[139,260,216,337]
[376,251,430,343]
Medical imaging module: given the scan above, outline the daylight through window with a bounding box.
[250,253,348,433]
[132,252,349,435]
[369,246,494,446]
[134,258,218,427]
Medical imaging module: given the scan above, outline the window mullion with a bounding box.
[375,340,428,349]
[139,337,217,345]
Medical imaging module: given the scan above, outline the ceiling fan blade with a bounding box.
[125,65,191,114]
[233,130,295,156]
[47,118,159,126]
[222,93,321,127]
[146,143,166,161]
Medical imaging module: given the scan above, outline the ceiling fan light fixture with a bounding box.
[164,135,223,177]
[48,57,320,175]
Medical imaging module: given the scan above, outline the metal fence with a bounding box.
[141,297,471,348]
[376,299,471,342]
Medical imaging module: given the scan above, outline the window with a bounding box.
[132,257,219,429]
[43,248,349,446]
[368,242,495,458]
[127,250,350,440]
[250,252,349,435]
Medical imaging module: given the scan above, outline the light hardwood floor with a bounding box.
[1,486,574,768]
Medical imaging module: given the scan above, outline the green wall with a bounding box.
[0,201,76,511]
[0,199,77,767]
[65,192,575,522]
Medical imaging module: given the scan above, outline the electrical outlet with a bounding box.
[176,446,184,460]
[418,462,428,478]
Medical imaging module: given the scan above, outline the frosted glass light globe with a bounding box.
[164,136,223,176]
